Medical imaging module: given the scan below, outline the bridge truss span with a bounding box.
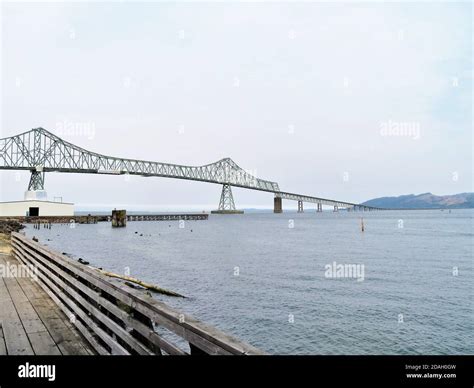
[0,127,381,212]
[0,128,279,192]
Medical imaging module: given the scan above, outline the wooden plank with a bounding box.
[13,239,183,355]
[14,234,262,354]
[21,249,182,354]
[28,272,109,355]
[0,278,34,355]
[1,256,62,355]
[15,243,149,355]
[3,279,61,355]
[0,323,7,355]
[14,244,123,355]
[27,331,62,355]
[12,241,185,355]
[12,233,264,355]
[14,275,93,354]
[13,237,227,354]
[1,321,34,355]
[4,278,48,334]
[3,277,28,303]
[0,274,12,303]
[13,246,104,355]
[9,256,91,355]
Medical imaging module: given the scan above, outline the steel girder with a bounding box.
[27,170,45,191]
[217,184,237,211]
[0,128,279,191]
[275,192,378,210]
[0,127,381,210]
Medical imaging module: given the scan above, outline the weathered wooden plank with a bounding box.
[13,246,102,355]
[14,244,123,355]
[0,274,12,303]
[0,278,34,355]
[3,277,28,303]
[0,324,7,355]
[14,275,93,355]
[15,276,45,302]
[27,331,62,355]
[3,276,65,355]
[1,321,34,355]
[13,239,184,355]
[27,272,109,355]
[11,233,264,355]
[4,278,47,335]
[14,234,263,354]
[15,242,149,355]
[13,239,222,354]
[12,240,193,354]
[2,250,93,356]
[1,258,69,355]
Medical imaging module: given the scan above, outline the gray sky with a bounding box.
[1,1,472,210]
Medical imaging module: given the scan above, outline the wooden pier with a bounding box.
[0,250,93,355]
[0,213,209,225]
[123,213,208,222]
[1,232,262,355]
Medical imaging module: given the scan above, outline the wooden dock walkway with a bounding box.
[0,252,94,355]
[0,233,263,355]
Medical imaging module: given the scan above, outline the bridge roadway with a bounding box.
[0,128,382,212]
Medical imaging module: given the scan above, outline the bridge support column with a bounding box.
[24,169,48,201]
[297,200,303,213]
[274,196,282,213]
[333,205,339,212]
[28,170,45,191]
[211,184,243,214]
[316,202,322,212]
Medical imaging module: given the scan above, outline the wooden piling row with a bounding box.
[0,213,208,225]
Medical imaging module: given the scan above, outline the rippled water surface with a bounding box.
[25,209,473,354]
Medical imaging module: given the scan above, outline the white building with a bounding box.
[0,200,74,217]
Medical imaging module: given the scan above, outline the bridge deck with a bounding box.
[0,247,93,355]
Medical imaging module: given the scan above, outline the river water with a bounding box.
[25,209,473,355]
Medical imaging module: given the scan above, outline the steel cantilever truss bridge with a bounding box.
[0,128,381,212]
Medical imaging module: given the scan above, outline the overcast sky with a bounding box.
[1,1,472,210]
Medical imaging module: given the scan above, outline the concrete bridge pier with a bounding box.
[274,196,283,213]
[112,209,127,227]
[333,205,339,212]
[297,200,303,213]
[317,202,322,212]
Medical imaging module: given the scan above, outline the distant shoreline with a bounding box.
[362,192,474,210]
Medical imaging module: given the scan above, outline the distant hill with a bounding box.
[362,192,474,209]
